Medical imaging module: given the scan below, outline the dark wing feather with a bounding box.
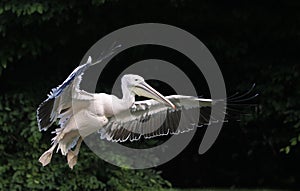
[36,58,92,131]
[99,86,258,142]
[99,95,220,142]
[37,43,122,131]
[37,97,55,130]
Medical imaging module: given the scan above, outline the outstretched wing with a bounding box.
[36,57,95,131]
[99,95,224,142]
[37,44,122,132]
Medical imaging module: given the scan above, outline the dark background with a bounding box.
[0,0,299,190]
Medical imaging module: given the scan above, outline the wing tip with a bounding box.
[36,97,55,131]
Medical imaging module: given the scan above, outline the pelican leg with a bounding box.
[67,137,83,169]
[39,143,57,167]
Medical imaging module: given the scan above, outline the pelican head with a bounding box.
[122,74,176,109]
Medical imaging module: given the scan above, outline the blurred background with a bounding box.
[0,0,299,190]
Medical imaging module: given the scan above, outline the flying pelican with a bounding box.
[37,53,256,169]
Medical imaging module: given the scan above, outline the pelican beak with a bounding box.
[133,81,176,109]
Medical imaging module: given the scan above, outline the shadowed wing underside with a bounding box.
[36,44,121,132]
[36,57,95,131]
[99,95,225,142]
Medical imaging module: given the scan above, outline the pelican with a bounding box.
[37,53,256,169]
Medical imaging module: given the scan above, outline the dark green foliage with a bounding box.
[0,0,113,75]
[107,169,171,190]
[1,0,300,189]
[0,93,171,190]
[259,65,300,154]
[0,1,172,189]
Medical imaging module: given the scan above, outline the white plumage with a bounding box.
[37,49,234,169]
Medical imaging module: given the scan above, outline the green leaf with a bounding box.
[285,146,290,154]
[37,4,43,14]
[290,138,297,146]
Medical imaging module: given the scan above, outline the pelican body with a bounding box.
[37,56,185,169]
[37,54,242,169]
